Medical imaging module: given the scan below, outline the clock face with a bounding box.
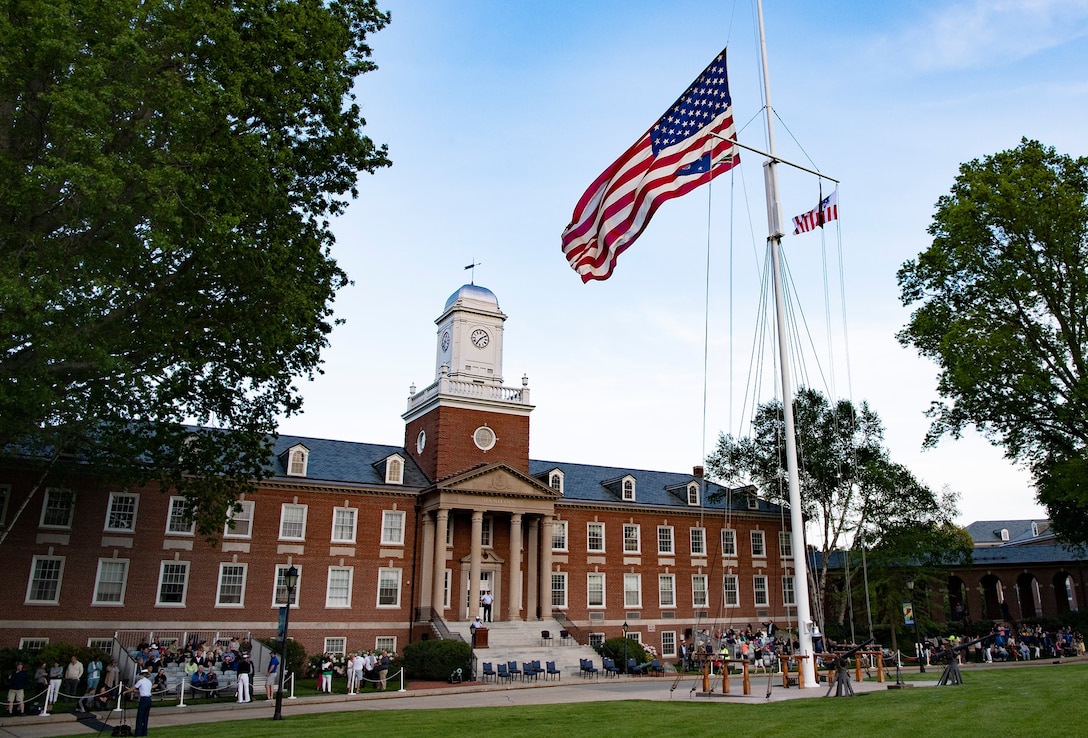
[470,328,489,348]
[440,331,450,352]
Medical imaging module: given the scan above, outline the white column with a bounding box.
[540,517,554,621]
[508,513,523,621]
[431,508,448,615]
[526,517,539,620]
[469,510,483,621]
[420,513,435,610]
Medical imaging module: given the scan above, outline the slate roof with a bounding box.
[270,435,430,489]
[964,519,1050,546]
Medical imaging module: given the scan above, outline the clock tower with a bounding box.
[405,284,533,480]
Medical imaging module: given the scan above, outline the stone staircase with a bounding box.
[450,618,600,679]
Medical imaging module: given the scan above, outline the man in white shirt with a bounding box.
[126,669,153,737]
[235,654,253,703]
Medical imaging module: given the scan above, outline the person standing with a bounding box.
[235,653,253,703]
[265,652,279,700]
[32,663,48,710]
[377,652,389,692]
[126,668,153,737]
[319,653,333,693]
[5,662,29,716]
[45,660,63,712]
[86,656,103,693]
[481,591,493,622]
[62,655,84,702]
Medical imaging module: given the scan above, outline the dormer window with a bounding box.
[1000,528,1009,542]
[1031,522,1039,537]
[687,483,700,506]
[385,455,404,485]
[622,476,636,502]
[549,470,564,495]
[747,494,758,510]
[284,445,309,477]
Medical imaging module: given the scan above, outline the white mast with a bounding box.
[757,0,817,688]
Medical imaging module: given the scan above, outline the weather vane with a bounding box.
[463,260,482,284]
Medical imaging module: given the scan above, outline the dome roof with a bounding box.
[444,283,499,311]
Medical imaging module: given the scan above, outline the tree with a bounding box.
[897,139,1088,544]
[705,388,967,626]
[0,0,391,539]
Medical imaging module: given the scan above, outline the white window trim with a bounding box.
[385,455,404,485]
[92,558,130,606]
[548,470,564,495]
[374,636,398,653]
[331,507,358,544]
[587,522,605,553]
[721,529,737,557]
[39,488,75,530]
[286,446,309,477]
[782,575,796,606]
[278,503,308,542]
[223,500,255,539]
[103,491,139,533]
[272,564,302,608]
[661,630,678,658]
[19,638,49,652]
[723,574,739,608]
[381,510,406,546]
[481,515,493,548]
[325,566,354,609]
[156,560,190,607]
[25,555,65,604]
[587,572,606,608]
[779,531,793,558]
[215,562,248,608]
[323,637,347,659]
[551,571,568,609]
[692,574,709,608]
[657,525,674,555]
[376,567,402,608]
[622,475,636,501]
[88,638,115,651]
[551,520,568,552]
[687,483,700,506]
[753,575,769,607]
[658,573,676,608]
[165,496,195,536]
[623,573,642,609]
[690,527,706,556]
[751,530,766,558]
[623,524,641,554]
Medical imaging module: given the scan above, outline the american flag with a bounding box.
[791,191,838,235]
[561,49,739,283]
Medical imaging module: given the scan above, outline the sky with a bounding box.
[274,0,1088,528]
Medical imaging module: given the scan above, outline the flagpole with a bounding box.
[756,0,817,689]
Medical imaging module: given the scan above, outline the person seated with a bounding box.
[153,670,168,699]
[77,687,98,713]
[191,666,207,698]
[205,669,219,698]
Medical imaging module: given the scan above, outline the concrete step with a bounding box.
[450,618,601,677]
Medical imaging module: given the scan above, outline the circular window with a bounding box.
[416,429,427,454]
[473,426,496,451]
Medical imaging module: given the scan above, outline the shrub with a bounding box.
[257,637,307,678]
[400,639,471,681]
[597,637,648,672]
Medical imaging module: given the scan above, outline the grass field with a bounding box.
[146,663,1088,738]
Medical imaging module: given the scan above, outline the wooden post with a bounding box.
[742,660,750,696]
[702,662,710,693]
[855,657,863,683]
[876,653,885,683]
[721,660,730,694]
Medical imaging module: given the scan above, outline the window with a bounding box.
[589,632,605,649]
[782,575,796,606]
[93,559,129,605]
[26,556,64,604]
[473,425,496,451]
[754,575,768,606]
[286,447,308,477]
[723,574,739,607]
[657,526,674,555]
[751,530,766,558]
[331,507,357,544]
[166,497,194,535]
[104,492,139,532]
[88,638,114,652]
[375,636,397,653]
[658,574,675,607]
[445,519,454,547]
[216,564,247,607]
[623,573,641,608]
[587,572,605,607]
[377,567,402,607]
[623,524,640,553]
[661,631,677,658]
[721,529,736,557]
[442,569,451,609]
[224,500,254,539]
[587,522,605,553]
[551,520,568,551]
[687,483,699,506]
[480,516,493,547]
[19,638,48,653]
[273,565,301,607]
[0,484,10,526]
[549,471,564,494]
[381,510,405,545]
[690,527,706,556]
[156,561,190,606]
[323,637,347,659]
[779,531,793,557]
[551,572,567,608]
[40,488,75,529]
[692,574,708,607]
[385,456,403,485]
[278,503,308,541]
[326,566,353,608]
[622,477,635,501]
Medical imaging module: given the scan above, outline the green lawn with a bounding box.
[152,664,1088,738]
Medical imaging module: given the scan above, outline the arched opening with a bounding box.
[977,574,1004,621]
[1053,572,1078,614]
[1014,572,1042,620]
[946,576,968,622]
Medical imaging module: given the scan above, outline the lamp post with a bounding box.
[907,578,924,673]
[622,621,629,675]
[272,565,299,720]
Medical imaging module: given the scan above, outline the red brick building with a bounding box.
[0,284,795,660]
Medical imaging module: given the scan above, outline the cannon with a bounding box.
[934,635,991,686]
[824,638,876,697]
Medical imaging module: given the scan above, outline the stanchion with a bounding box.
[398,668,406,693]
[178,681,187,708]
[287,672,296,699]
[114,681,124,712]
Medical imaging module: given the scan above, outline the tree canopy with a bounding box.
[0,0,391,539]
[897,139,1088,544]
[705,388,969,625]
